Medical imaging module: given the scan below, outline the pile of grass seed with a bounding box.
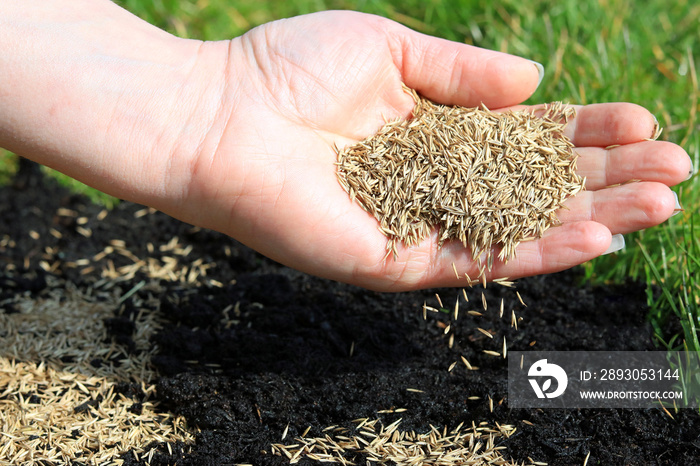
[0,277,194,465]
[336,88,585,265]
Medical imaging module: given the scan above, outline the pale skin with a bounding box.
[0,1,692,291]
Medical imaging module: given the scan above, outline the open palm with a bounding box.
[174,11,689,291]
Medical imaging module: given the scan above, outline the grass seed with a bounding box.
[336,89,584,266]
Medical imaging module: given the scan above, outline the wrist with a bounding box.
[0,0,236,214]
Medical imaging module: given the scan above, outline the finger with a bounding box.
[388,221,611,291]
[558,182,679,235]
[384,21,542,109]
[576,141,692,190]
[564,103,657,147]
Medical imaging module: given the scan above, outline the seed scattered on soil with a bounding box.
[0,283,194,465]
[406,388,425,393]
[583,451,591,466]
[272,418,541,466]
[336,87,584,264]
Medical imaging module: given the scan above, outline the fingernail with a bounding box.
[602,234,625,255]
[527,60,545,89]
[650,114,661,140]
[672,191,683,216]
[686,160,694,181]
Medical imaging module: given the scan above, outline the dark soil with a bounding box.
[2,167,699,466]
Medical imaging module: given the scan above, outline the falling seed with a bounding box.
[462,289,469,302]
[460,356,473,370]
[444,324,451,335]
[520,354,524,370]
[349,341,355,357]
[481,292,487,311]
[80,226,94,238]
[499,299,504,318]
[448,361,457,372]
[583,451,591,466]
[454,298,459,320]
[464,273,473,287]
[477,328,493,339]
[522,420,534,426]
[29,230,40,240]
[488,396,494,413]
[494,277,514,288]
[448,333,455,349]
[502,336,507,359]
[134,208,150,218]
[435,293,444,309]
[57,207,78,217]
[468,310,483,317]
[282,423,290,440]
[406,388,424,393]
[483,350,501,357]
[452,262,460,280]
[529,341,537,346]
[658,400,675,420]
[516,291,527,307]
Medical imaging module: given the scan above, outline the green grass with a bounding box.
[1,0,698,350]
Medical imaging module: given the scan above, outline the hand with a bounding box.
[182,11,689,290]
[1,6,691,291]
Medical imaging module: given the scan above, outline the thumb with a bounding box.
[384,21,543,109]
